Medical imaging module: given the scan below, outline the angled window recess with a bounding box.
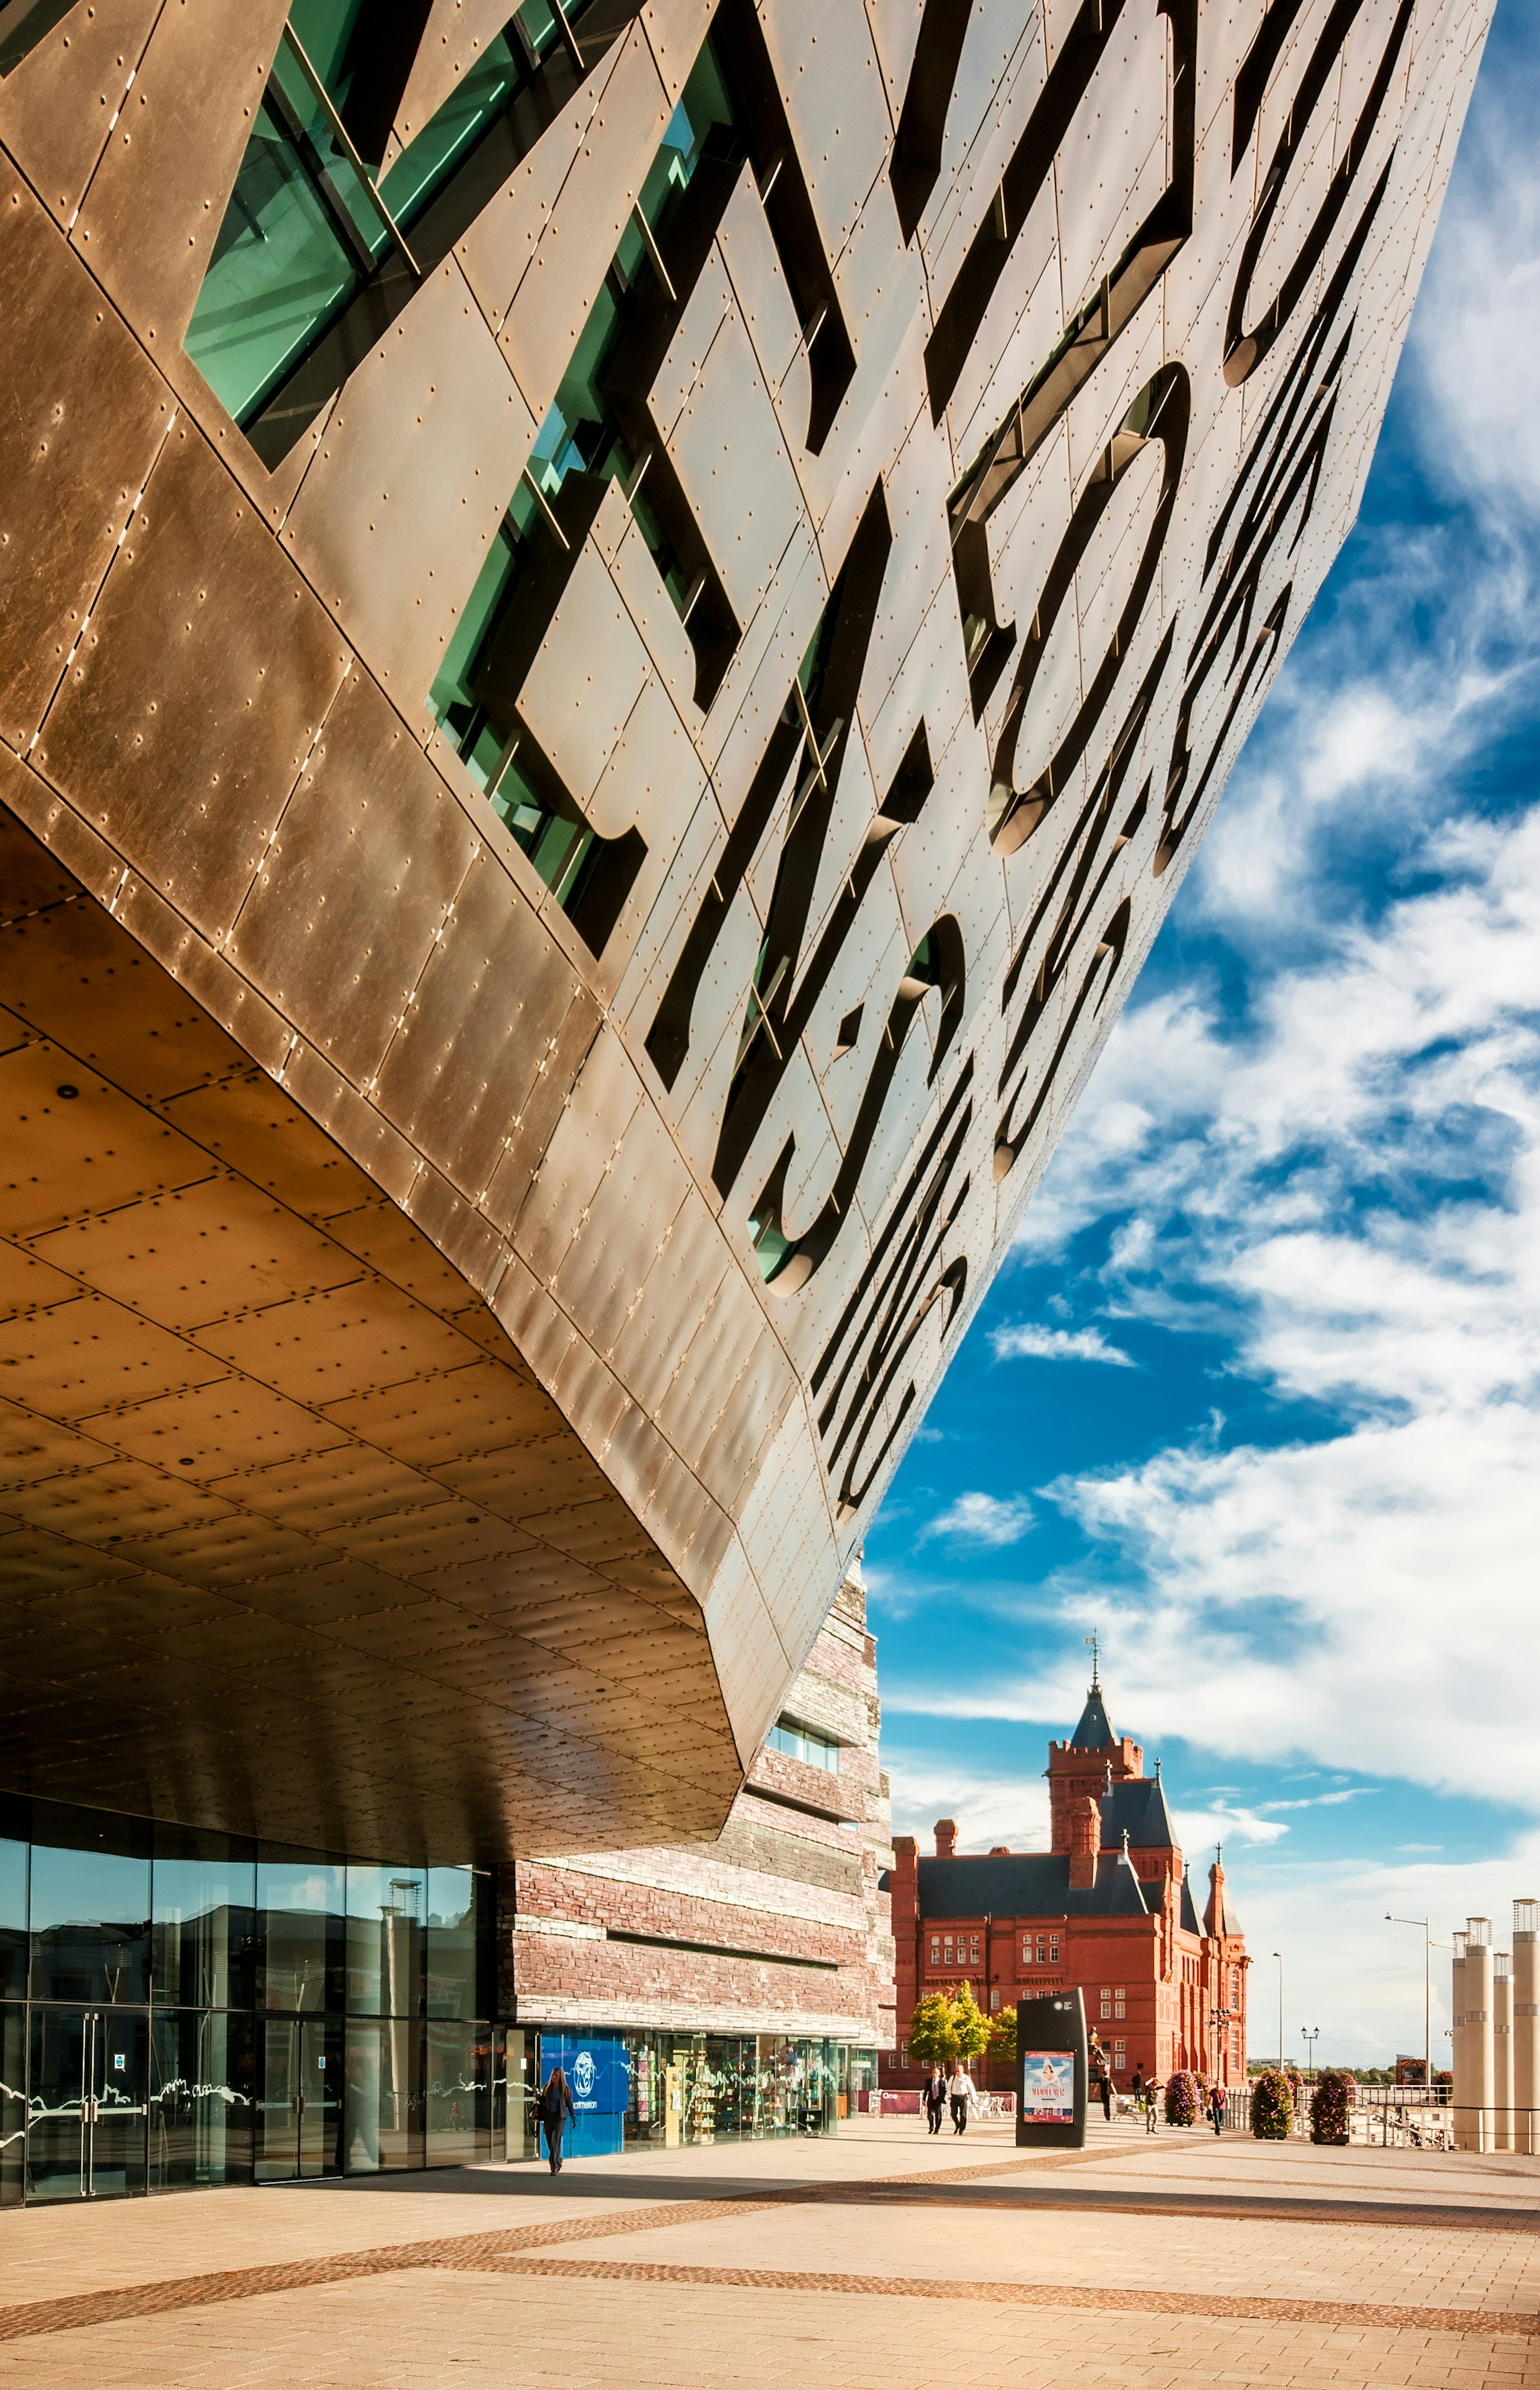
[184,0,614,465]
[766,1718,839,1773]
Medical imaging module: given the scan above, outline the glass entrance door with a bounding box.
[26,2008,149,2200]
[257,2017,340,2181]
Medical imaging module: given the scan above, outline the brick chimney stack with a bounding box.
[934,1818,958,1859]
[1068,1795,1099,1889]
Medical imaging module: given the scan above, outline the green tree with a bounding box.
[991,2005,1017,2066]
[906,1981,995,2068]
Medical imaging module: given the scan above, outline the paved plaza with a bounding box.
[0,2115,1535,2388]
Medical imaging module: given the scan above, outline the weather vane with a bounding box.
[1085,1628,1100,1689]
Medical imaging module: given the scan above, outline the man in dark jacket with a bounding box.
[540,2065,575,2175]
[923,2065,947,2134]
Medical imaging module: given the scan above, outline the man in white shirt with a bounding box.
[948,2063,979,2134]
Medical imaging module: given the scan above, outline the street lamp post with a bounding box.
[1385,1913,1431,2090]
[1301,2026,1320,2081]
[1272,1951,1283,2070]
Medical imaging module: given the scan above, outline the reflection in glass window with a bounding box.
[183,93,367,430]
[150,2009,256,2191]
[425,2019,482,2167]
[765,1718,839,1773]
[184,0,594,439]
[153,1827,257,2011]
[0,2005,22,2208]
[28,1821,150,2005]
[346,1865,424,2017]
[257,1851,344,2013]
[344,2015,421,2171]
[426,1868,477,2019]
[0,1839,24,2003]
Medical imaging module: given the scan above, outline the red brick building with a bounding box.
[882,1671,1248,2095]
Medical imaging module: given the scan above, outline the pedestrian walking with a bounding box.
[538,2064,575,2175]
[923,2064,947,2135]
[1145,2075,1160,2133]
[948,2062,978,2134]
[1131,2063,1144,2106]
[1089,2037,1112,2123]
[1210,2081,1226,2137]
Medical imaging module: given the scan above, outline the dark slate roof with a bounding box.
[1179,1869,1202,1935]
[1100,1777,1178,1849]
[1068,1683,1116,1749]
[1209,1876,1243,1936]
[917,1851,1149,1921]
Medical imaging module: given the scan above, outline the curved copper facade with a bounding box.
[0,0,1485,1855]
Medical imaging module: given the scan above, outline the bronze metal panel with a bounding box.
[228,670,478,1088]
[0,1037,217,1238]
[92,1372,344,1476]
[35,420,353,942]
[69,0,292,349]
[195,1279,482,1408]
[716,170,804,394]
[496,29,670,421]
[29,1175,367,1330]
[373,847,595,1204]
[0,1288,223,1422]
[0,0,1488,1863]
[517,544,655,807]
[0,1242,84,1319]
[452,72,608,338]
[0,180,172,748]
[388,0,541,162]
[282,264,536,724]
[0,0,160,226]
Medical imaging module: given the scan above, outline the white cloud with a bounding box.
[1173,1802,1291,1849]
[921,1490,1035,1547]
[1405,27,1540,519]
[1013,776,1540,1813]
[991,1321,1136,1366]
[886,1751,1052,1854]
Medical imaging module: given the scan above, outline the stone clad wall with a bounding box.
[511,1568,895,2040]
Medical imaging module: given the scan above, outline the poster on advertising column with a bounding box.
[1015,1991,1087,2149]
[1020,2052,1076,2123]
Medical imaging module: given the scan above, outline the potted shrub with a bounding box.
[1164,2070,1201,2127]
[1250,2067,1294,2139]
[1310,2067,1354,2145]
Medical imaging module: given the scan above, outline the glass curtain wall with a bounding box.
[0,1795,500,2205]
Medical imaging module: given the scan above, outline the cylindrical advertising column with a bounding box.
[1467,1919,1494,2153]
[1495,1953,1514,2151]
[1451,1934,1469,2150]
[1514,1902,1539,2157]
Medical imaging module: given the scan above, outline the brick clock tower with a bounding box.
[883,1665,1248,2092]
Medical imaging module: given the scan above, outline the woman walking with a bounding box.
[1209,2080,1226,2137]
[924,2064,948,2135]
[539,2064,575,2175]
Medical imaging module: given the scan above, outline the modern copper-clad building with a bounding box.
[0,0,1486,2197]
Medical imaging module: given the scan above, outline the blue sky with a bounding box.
[865,0,1540,2072]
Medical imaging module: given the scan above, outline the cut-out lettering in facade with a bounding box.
[0,0,1489,1857]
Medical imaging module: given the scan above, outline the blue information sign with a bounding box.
[540,2034,628,2115]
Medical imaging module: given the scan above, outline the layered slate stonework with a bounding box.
[0,0,1490,1857]
[510,1566,894,2044]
